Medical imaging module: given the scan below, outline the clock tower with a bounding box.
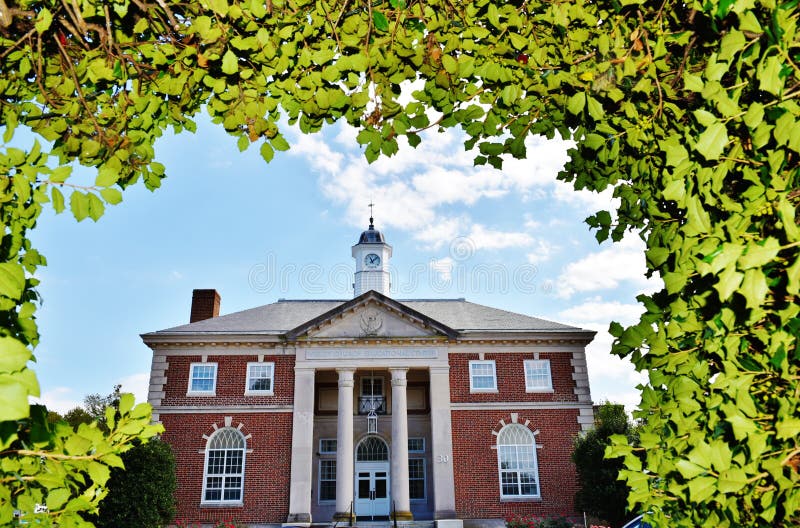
[352,212,392,297]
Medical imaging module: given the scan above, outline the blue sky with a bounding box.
[24,112,657,413]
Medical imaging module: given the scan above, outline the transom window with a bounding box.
[356,436,389,461]
[497,424,539,498]
[319,439,337,454]
[409,459,426,500]
[469,360,497,392]
[408,438,425,453]
[245,362,274,395]
[203,428,245,504]
[524,359,553,392]
[189,363,217,394]
[319,460,336,502]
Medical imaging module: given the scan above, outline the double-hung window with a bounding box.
[524,359,553,392]
[245,362,275,395]
[318,460,336,502]
[188,363,217,395]
[469,360,497,392]
[202,428,245,504]
[497,424,540,499]
[408,458,426,500]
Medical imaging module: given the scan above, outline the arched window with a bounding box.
[497,424,539,498]
[356,436,389,461]
[202,427,246,503]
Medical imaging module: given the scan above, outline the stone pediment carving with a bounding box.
[284,290,459,341]
[309,304,436,339]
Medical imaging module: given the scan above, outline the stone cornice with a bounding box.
[143,334,592,350]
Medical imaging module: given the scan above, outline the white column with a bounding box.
[390,368,412,520]
[429,366,458,521]
[287,368,315,523]
[334,368,355,520]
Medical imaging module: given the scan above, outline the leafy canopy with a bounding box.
[572,403,640,527]
[0,0,798,527]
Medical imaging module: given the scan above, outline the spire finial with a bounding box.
[368,201,374,228]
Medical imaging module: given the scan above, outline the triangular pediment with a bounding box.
[285,291,458,340]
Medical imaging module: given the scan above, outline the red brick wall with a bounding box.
[162,355,294,406]
[449,353,576,403]
[161,412,293,525]
[451,409,580,520]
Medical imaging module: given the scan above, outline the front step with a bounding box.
[331,521,435,528]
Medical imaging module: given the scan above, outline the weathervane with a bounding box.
[368,200,375,227]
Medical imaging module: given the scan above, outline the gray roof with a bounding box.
[146,298,586,336]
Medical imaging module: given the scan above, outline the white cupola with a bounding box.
[352,212,392,297]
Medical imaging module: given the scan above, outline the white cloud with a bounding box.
[117,372,150,404]
[559,297,644,326]
[465,224,533,250]
[32,387,82,414]
[554,235,653,299]
[429,257,454,281]
[288,123,602,252]
[526,240,555,265]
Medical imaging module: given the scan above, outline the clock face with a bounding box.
[364,253,381,268]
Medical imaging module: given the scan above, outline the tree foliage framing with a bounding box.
[572,403,639,528]
[0,0,798,526]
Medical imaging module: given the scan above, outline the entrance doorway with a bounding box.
[354,437,390,519]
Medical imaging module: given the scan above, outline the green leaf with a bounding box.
[260,141,275,162]
[46,488,71,511]
[87,461,111,486]
[373,11,389,31]
[70,192,90,222]
[118,393,135,415]
[676,459,706,479]
[714,266,743,301]
[586,96,604,120]
[758,56,784,95]
[87,193,105,221]
[221,49,238,75]
[718,468,747,493]
[95,167,118,187]
[51,187,65,213]
[0,336,31,372]
[567,93,585,115]
[100,188,123,205]
[442,54,458,74]
[688,476,718,502]
[738,238,780,269]
[0,376,30,421]
[695,122,728,160]
[271,135,290,151]
[740,269,768,309]
[50,166,72,184]
[0,263,25,300]
[35,8,53,33]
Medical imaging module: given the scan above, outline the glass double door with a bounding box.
[354,462,390,519]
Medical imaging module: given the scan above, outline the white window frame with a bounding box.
[497,424,541,500]
[408,458,426,501]
[319,438,337,454]
[408,437,425,453]
[201,427,246,505]
[469,360,497,392]
[318,459,336,504]
[188,362,217,396]
[524,359,553,392]
[245,361,275,396]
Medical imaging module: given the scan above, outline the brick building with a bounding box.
[143,219,595,528]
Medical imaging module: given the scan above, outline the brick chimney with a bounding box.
[190,289,221,323]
